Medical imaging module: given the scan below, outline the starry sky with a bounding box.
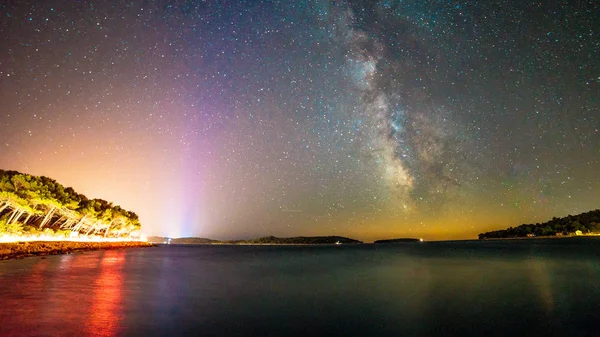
[1,0,598,241]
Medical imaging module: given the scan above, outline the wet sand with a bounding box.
[0,241,154,260]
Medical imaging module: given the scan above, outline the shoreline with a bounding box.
[155,235,600,245]
[479,234,600,241]
[0,241,155,261]
[170,243,359,246]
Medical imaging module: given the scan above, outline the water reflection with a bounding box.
[528,257,554,314]
[86,250,125,336]
[0,258,51,336]
[12,258,49,316]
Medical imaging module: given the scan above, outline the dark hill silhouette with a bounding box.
[479,209,600,239]
[148,235,362,245]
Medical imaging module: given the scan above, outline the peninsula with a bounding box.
[478,209,600,239]
[0,169,151,260]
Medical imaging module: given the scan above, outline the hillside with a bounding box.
[0,169,142,239]
[478,209,600,239]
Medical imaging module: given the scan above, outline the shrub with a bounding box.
[0,219,23,234]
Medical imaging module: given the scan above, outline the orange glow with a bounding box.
[0,234,147,243]
[86,250,126,336]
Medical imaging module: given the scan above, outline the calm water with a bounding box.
[1,238,600,336]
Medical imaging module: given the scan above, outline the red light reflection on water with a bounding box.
[86,250,126,336]
[7,258,50,316]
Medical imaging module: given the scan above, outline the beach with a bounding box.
[0,241,154,260]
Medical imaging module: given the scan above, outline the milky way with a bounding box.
[1,0,598,240]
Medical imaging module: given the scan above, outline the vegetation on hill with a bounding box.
[0,169,141,238]
[478,209,600,239]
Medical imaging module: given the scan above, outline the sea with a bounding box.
[1,238,599,336]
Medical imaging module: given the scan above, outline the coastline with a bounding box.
[479,234,600,241]
[171,242,357,246]
[0,241,154,260]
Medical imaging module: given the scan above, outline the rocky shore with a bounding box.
[0,241,154,260]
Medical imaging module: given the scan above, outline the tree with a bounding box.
[0,169,144,239]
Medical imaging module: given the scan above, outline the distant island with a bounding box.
[374,238,422,243]
[0,169,143,239]
[147,237,219,245]
[148,235,362,245]
[479,209,600,239]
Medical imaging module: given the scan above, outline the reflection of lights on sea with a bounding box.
[87,250,125,336]
[0,234,148,243]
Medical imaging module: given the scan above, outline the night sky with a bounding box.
[1,0,598,241]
